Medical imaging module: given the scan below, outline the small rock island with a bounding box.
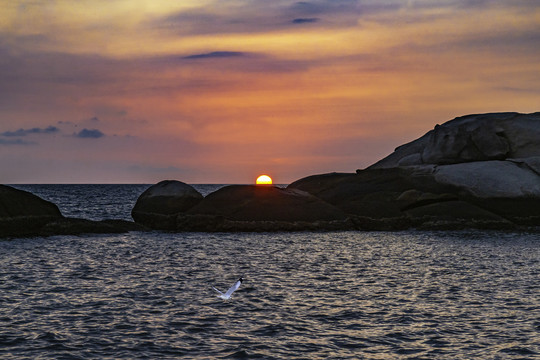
[2,112,539,237]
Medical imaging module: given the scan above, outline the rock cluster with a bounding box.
[132,112,539,232]
[290,112,540,230]
[130,183,350,231]
[0,185,146,238]
[2,112,539,237]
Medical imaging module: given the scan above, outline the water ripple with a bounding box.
[0,231,539,359]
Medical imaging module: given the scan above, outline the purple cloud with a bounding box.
[75,128,105,138]
[1,126,59,137]
[292,18,320,24]
[183,51,245,60]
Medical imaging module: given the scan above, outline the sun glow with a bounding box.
[256,175,273,185]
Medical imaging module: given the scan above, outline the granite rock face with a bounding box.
[289,112,540,229]
[5,112,537,236]
[131,180,203,230]
[369,112,540,168]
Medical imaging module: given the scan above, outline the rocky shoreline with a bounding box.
[2,112,539,238]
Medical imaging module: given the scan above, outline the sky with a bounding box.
[1,0,539,184]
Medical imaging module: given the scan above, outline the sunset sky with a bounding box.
[1,0,539,184]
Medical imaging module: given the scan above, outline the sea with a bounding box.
[1,184,539,359]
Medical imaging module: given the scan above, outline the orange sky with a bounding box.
[1,1,539,183]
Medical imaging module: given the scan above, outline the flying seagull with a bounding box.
[213,277,243,300]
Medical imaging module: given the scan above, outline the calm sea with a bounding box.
[1,184,539,359]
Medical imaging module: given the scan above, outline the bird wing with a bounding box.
[212,286,224,296]
[224,278,242,298]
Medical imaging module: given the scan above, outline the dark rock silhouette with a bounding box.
[131,180,203,230]
[128,112,539,231]
[1,185,63,237]
[369,112,539,168]
[177,185,350,231]
[2,112,539,237]
[0,185,146,238]
[289,112,540,229]
[188,185,346,221]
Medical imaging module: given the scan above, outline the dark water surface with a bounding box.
[1,185,539,359]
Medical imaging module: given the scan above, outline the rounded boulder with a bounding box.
[1,185,63,237]
[131,180,203,229]
[187,185,347,222]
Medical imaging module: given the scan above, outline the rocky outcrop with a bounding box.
[188,185,346,221]
[131,180,203,230]
[127,112,538,231]
[369,112,540,168]
[179,185,350,231]
[0,184,62,218]
[130,184,351,231]
[4,112,538,236]
[1,185,63,237]
[289,112,540,229]
[1,185,147,238]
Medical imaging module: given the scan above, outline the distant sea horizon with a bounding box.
[2,184,539,359]
[8,183,286,221]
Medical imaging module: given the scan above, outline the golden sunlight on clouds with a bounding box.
[0,1,539,183]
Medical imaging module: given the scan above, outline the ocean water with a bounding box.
[1,185,539,359]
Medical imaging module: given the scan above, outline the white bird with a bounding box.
[213,277,243,300]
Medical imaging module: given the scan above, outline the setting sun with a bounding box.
[256,175,273,185]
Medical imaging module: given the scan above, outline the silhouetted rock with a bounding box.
[188,185,346,221]
[0,185,63,237]
[185,185,348,231]
[369,112,540,168]
[288,112,540,230]
[131,180,203,230]
[1,184,147,238]
[0,185,62,218]
[41,218,148,236]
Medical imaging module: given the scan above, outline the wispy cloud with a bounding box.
[292,18,320,24]
[0,138,35,146]
[183,51,246,60]
[1,126,59,137]
[151,0,363,36]
[75,129,105,139]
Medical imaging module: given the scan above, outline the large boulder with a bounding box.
[0,185,62,218]
[288,112,540,229]
[288,168,457,219]
[433,160,540,198]
[180,185,351,231]
[188,185,346,221]
[131,180,203,230]
[1,184,148,238]
[369,112,540,168]
[0,185,63,237]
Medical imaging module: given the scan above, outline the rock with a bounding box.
[176,213,354,232]
[41,218,148,236]
[403,200,508,221]
[289,112,540,230]
[433,160,540,198]
[187,185,347,222]
[0,185,63,237]
[288,167,457,219]
[131,180,203,229]
[1,185,147,238]
[369,112,540,168]
[0,185,62,218]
